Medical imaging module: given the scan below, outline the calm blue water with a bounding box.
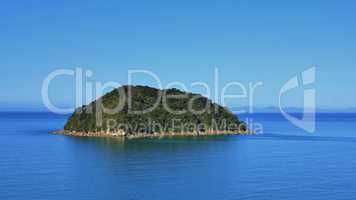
[0,112,355,200]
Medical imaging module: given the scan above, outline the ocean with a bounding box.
[0,112,355,200]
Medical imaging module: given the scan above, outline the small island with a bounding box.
[55,85,248,138]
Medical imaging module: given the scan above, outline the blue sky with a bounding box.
[1,0,355,111]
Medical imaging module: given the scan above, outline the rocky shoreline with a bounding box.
[52,129,251,139]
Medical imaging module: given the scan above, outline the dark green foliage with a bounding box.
[64,85,244,134]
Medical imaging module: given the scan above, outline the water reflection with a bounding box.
[64,134,246,153]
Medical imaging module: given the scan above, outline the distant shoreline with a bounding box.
[52,129,251,139]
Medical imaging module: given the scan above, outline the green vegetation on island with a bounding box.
[62,85,246,137]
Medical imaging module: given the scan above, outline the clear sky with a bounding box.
[1,0,355,111]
